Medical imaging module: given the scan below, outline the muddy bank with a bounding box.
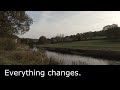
[42,47,120,61]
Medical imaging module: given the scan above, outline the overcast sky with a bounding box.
[18,11,120,39]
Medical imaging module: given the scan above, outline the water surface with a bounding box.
[45,50,120,65]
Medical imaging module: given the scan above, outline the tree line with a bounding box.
[20,24,120,46]
[38,24,120,44]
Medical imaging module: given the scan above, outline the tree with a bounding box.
[60,34,64,42]
[103,24,118,31]
[0,11,33,37]
[70,35,77,41]
[64,36,73,42]
[53,34,64,43]
[103,24,120,39]
[76,33,81,41]
[38,36,47,44]
[51,38,57,44]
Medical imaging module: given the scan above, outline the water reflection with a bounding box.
[45,50,120,65]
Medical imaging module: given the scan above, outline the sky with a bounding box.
[18,11,120,39]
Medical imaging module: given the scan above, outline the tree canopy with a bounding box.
[38,36,47,44]
[0,11,33,37]
[103,24,120,39]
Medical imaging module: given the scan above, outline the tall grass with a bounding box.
[0,50,62,65]
[48,57,63,65]
[0,38,16,51]
[10,51,49,65]
[0,37,62,65]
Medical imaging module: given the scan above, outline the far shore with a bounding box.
[39,47,120,61]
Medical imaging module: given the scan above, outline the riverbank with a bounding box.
[38,40,120,61]
[0,49,62,65]
[43,47,120,60]
[0,43,62,65]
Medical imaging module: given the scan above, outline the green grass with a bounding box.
[39,40,120,51]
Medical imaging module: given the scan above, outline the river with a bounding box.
[45,50,120,65]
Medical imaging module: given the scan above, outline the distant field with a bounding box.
[39,40,120,51]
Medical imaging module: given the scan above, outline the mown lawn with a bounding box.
[39,40,120,51]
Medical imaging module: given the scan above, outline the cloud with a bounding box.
[19,11,120,39]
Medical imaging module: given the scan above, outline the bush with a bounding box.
[0,38,16,51]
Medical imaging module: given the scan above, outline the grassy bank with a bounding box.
[39,40,120,60]
[39,40,120,51]
[0,38,62,65]
[0,50,62,65]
